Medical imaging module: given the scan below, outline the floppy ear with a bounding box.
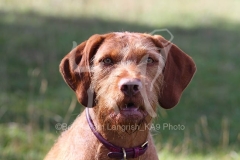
[152,35,196,109]
[59,34,107,107]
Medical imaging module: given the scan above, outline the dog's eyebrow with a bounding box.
[93,50,123,64]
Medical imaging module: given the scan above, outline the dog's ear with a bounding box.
[151,35,196,109]
[59,34,107,107]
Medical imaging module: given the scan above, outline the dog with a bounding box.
[45,32,196,160]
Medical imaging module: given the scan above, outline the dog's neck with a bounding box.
[86,107,151,159]
[89,107,151,148]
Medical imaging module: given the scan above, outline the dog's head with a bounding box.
[60,32,196,128]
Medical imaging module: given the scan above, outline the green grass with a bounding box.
[1,0,240,159]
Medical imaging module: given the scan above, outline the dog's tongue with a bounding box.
[120,103,140,116]
[121,107,138,111]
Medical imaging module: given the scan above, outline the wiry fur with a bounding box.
[45,32,196,160]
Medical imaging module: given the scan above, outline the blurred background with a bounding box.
[0,0,239,159]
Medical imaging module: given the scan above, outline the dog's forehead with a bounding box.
[110,32,150,44]
[113,32,145,39]
[95,32,157,59]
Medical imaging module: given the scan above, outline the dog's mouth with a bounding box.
[106,100,148,127]
[117,101,146,119]
[120,102,139,111]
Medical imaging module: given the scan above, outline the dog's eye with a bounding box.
[102,58,113,65]
[147,57,154,63]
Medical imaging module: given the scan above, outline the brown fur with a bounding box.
[45,32,196,160]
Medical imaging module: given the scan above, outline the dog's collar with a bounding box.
[86,108,148,159]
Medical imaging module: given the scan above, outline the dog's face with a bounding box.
[91,33,165,126]
[60,32,196,131]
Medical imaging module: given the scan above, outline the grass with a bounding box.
[0,0,240,159]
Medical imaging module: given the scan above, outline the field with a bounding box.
[0,0,240,159]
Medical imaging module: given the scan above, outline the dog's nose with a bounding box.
[118,78,142,96]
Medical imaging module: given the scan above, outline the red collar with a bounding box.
[86,108,148,159]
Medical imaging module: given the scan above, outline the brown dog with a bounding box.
[45,32,196,160]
